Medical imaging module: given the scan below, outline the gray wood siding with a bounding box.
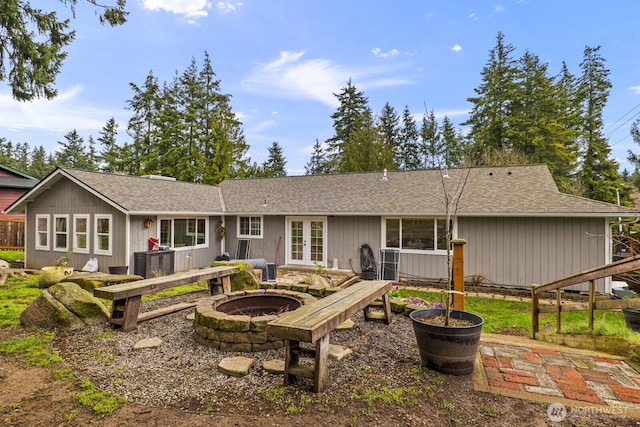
[25,177,127,271]
[327,216,380,272]
[459,217,606,291]
[224,215,285,264]
[128,215,223,273]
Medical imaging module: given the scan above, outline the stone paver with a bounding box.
[475,334,640,416]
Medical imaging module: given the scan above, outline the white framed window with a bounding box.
[238,216,263,238]
[53,214,69,252]
[35,214,50,251]
[73,214,90,254]
[382,217,450,253]
[94,214,112,255]
[159,217,208,249]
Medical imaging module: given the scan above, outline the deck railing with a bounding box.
[531,255,640,338]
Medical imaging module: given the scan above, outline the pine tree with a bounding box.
[305,139,329,175]
[576,46,630,204]
[420,109,441,168]
[398,105,421,170]
[378,102,400,167]
[97,117,121,173]
[340,108,394,172]
[440,116,465,168]
[262,142,287,177]
[463,32,519,159]
[127,71,161,175]
[55,130,91,169]
[326,79,371,172]
[29,145,53,178]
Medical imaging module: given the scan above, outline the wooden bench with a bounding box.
[266,280,393,392]
[94,265,239,331]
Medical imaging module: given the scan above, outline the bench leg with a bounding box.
[381,292,392,325]
[313,335,330,393]
[114,296,141,332]
[221,275,231,293]
[363,293,392,325]
[284,339,300,386]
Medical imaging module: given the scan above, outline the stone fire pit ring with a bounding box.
[193,289,316,352]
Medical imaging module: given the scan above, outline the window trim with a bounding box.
[35,214,50,251]
[158,216,209,250]
[381,216,454,254]
[73,214,90,254]
[94,214,112,256]
[237,215,263,239]
[53,214,69,252]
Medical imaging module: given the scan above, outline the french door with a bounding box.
[286,217,327,266]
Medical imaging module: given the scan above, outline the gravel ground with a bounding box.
[54,290,420,413]
[51,290,640,426]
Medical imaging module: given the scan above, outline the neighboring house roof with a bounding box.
[5,164,639,219]
[219,165,640,218]
[0,163,37,180]
[4,167,224,215]
[0,176,38,189]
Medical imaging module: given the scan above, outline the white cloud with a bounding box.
[0,87,122,134]
[241,50,412,108]
[372,48,399,59]
[630,86,640,95]
[142,0,212,21]
[492,5,506,14]
[216,1,243,13]
[451,44,462,53]
[469,12,477,20]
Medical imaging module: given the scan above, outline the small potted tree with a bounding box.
[409,167,484,375]
[39,252,74,288]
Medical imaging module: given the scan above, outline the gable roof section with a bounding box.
[5,168,224,215]
[6,164,638,219]
[219,165,640,218]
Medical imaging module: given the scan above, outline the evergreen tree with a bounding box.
[97,117,121,173]
[398,105,421,170]
[262,142,287,177]
[55,130,92,169]
[340,108,394,172]
[0,0,127,101]
[325,79,371,172]
[29,145,52,178]
[378,102,400,167]
[420,109,441,168]
[463,32,519,159]
[305,139,329,175]
[576,46,630,204]
[127,70,161,175]
[440,116,465,168]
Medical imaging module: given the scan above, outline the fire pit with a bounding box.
[193,289,316,352]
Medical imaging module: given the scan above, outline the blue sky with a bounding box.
[2,0,640,176]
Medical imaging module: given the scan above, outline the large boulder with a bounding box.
[20,282,109,331]
[211,261,260,291]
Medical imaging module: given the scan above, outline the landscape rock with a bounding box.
[217,356,255,376]
[0,260,9,269]
[19,282,109,331]
[133,337,163,350]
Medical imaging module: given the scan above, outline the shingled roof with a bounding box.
[5,168,224,215]
[218,164,640,218]
[6,165,639,219]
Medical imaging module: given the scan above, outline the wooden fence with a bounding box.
[0,219,25,250]
[531,255,640,338]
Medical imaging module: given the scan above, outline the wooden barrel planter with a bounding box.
[409,308,484,375]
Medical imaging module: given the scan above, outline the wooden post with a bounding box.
[588,279,595,331]
[531,285,539,339]
[452,239,466,310]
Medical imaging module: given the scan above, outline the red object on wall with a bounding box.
[148,237,159,251]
